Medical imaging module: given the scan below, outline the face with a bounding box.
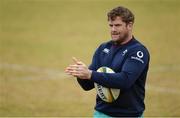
[108,16,132,44]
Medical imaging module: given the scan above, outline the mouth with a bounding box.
[111,31,120,35]
[112,34,119,36]
[111,33,120,38]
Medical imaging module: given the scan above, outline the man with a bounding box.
[65,6,150,117]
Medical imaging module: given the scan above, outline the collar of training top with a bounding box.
[112,36,135,47]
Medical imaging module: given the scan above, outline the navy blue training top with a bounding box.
[77,37,150,117]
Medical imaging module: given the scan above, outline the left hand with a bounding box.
[65,57,92,79]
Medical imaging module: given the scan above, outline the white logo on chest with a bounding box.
[131,51,144,64]
[137,51,144,58]
[103,48,110,54]
[122,49,128,56]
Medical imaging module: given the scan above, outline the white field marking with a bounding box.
[0,63,70,79]
[0,62,180,77]
[146,85,180,95]
[1,63,180,73]
[0,62,180,95]
[149,65,180,73]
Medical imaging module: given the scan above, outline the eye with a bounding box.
[109,24,113,27]
[115,24,122,27]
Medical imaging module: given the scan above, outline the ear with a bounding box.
[127,22,133,30]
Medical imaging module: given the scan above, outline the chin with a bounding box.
[112,39,120,43]
[112,38,118,41]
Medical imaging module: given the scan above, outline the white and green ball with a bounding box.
[94,67,120,103]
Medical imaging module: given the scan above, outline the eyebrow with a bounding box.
[109,23,122,26]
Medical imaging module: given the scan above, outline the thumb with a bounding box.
[72,57,79,64]
[72,57,84,65]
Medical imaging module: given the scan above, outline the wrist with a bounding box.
[88,70,92,79]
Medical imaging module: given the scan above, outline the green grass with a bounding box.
[1,0,180,116]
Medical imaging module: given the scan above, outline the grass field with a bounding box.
[1,0,180,117]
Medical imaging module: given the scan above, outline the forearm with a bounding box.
[77,78,94,91]
[91,71,140,89]
[90,48,149,89]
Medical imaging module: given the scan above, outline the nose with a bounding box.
[111,25,116,32]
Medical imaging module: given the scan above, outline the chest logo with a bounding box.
[137,51,144,58]
[122,49,128,56]
[103,48,110,54]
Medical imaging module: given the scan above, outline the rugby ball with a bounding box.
[94,67,120,103]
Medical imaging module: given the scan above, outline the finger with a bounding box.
[66,71,80,77]
[66,65,79,70]
[76,61,84,65]
[69,64,79,68]
[72,57,79,64]
[65,68,73,74]
[72,57,84,65]
[65,69,75,75]
[65,66,73,71]
[65,68,76,73]
[67,69,79,74]
[65,68,73,73]
[69,71,82,77]
[71,72,82,77]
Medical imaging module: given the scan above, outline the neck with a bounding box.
[120,34,133,45]
[121,35,133,45]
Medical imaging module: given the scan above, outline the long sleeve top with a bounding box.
[77,37,150,117]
